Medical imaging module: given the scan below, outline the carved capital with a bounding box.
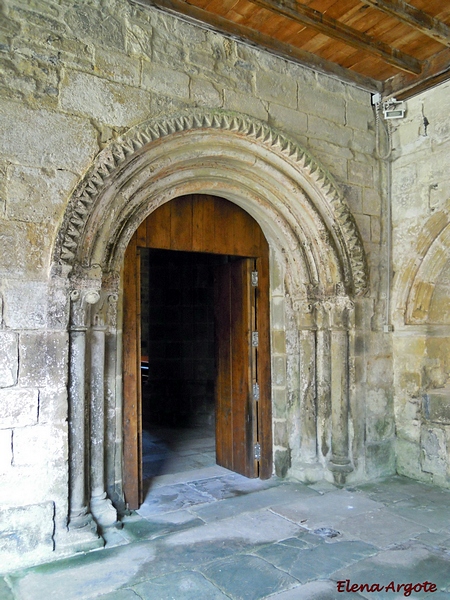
[69,288,101,329]
[319,296,355,330]
[292,298,316,329]
[91,290,119,330]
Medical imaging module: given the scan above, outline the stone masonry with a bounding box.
[0,0,447,574]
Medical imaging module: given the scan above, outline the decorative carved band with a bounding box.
[55,110,368,295]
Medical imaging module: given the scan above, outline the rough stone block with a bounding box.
[141,62,190,100]
[0,222,54,277]
[298,87,346,125]
[308,115,352,146]
[0,429,12,474]
[64,4,125,51]
[254,70,297,109]
[371,216,381,243]
[346,101,374,131]
[0,502,55,572]
[0,100,98,171]
[0,332,18,388]
[420,426,447,477]
[268,103,307,138]
[19,332,68,387]
[223,89,267,121]
[38,389,68,424]
[342,184,363,214]
[6,164,77,224]
[354,213,371,243]
[348,160,373,187]
[365,441,396,478]
[190,77,221,107]
[94,47,141,87]
[13,423,63,467]
[60,71,150,127]
[0,388,38,429]
[363,187,381,216]
[3,281,49,329]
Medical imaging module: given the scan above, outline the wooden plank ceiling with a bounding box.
[133,0,450,99]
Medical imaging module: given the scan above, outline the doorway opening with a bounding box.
[140,249,225,482]
[123,194,272,508]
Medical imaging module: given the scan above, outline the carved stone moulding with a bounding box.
[54,110,369,297]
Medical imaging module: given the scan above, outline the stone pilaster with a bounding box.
[324,294,355,485]
[67,288,103,548]
[89,291,118,529]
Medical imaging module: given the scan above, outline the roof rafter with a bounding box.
[384,47,450,99]
[361,0,450,48]
[132,0,382,91]
[248,0,422,74]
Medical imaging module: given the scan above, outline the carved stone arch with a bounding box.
[55,110,369,550]
[53,110,368,297]
[393,208,450,325]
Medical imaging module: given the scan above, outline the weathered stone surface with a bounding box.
[0,222,55,276]
[18,332,68,387]
[254,70,297,109]
[0,332,18,388]
[60,71,150,127]
[223,88,267,121]
[6,165,77,224]
[190,77,221,107]
[13,423,65,467]
[141,62,190,99]
[0,100,98,171]
[3,281,49,329]
[0,502,55,572]
[0,388,38,429]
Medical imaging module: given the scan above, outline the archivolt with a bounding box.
[401,209,450,324]
[53,110,368,296]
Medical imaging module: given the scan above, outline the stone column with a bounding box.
[294,300,317,463]
[315,301,331,463]
[326,295,354,485]
[67,289,103,547]
[89,292,118,529]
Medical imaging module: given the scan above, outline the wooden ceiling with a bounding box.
[133,0,450,99]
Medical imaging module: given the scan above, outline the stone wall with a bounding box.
[391,81,450,487]
[0,0,391,570]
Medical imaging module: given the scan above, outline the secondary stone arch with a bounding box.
[53,110,369,549]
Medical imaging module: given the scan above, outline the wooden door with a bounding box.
[123,195,272,508]
[215,258,257,477]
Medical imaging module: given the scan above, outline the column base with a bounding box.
[58,517,104,556]
[90,493,119,531]
[289,461,324,484]
[328,457,353,486]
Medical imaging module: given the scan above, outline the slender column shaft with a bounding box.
[68,326,89,525]
[299,328,317,461]
[90,324,106,499]
[330,327,349,463]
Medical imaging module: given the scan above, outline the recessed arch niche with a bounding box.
[52,110,368,547]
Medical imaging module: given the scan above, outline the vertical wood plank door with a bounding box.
[214,258,257,477]
[122,195,272,508]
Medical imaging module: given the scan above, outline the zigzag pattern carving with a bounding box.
[56,110,368,295]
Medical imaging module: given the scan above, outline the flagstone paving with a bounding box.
[3,471,450,599]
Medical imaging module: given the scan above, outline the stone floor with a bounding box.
[2,425,450,599]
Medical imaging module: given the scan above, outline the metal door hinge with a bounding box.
[252,331,259,347]
[254,443,261,461]
[251,271,258,287]
[253,383,260,401]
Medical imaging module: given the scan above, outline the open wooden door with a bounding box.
[123,195,272,508]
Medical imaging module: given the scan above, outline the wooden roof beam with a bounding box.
[131,0,382,92]
[361,0,450,48]
[248,0,422,74]
[384,48,450,99]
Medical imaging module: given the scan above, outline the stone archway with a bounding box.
[52,110,368,547]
